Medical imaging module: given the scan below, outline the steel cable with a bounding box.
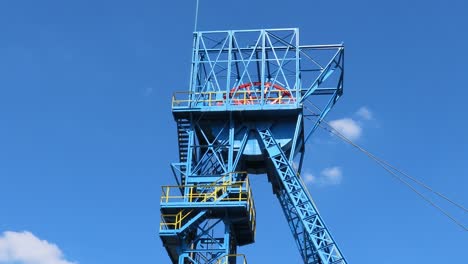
[303,103,467,231]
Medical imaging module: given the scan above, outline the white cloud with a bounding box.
[320,166,343,185]
[356,106,373,120]
[0,231,76,264]
[302,167,343,186]
[328,118,362,140]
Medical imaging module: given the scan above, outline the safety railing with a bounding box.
[160,174,247,204]
[159,209,194,230]
[160,173,256,233]
[172,89,297,108]
[216,254,248,264]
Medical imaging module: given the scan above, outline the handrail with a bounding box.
[160,174,250,204]
[160,174,256,233]
[172,89,297,108]
[160,209,195,230]
[160,182,247,203]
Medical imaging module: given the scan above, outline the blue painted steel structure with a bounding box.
[160,28,345,264]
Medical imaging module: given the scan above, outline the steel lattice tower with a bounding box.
[159,28,345,264]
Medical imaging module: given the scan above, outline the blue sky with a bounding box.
[0,0,467,263]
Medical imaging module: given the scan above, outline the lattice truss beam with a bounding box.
[172,29,344,110]
[258,128,347,264]
[170,117,249,186]
[161,116,255,264]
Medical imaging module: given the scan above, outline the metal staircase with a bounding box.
[176,119,190,185]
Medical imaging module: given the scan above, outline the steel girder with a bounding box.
[177,218,233,264]
[258,128,347,264]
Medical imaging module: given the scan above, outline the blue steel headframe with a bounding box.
[162,28,346,264]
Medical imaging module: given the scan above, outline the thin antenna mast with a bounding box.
[194,0,200,31]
